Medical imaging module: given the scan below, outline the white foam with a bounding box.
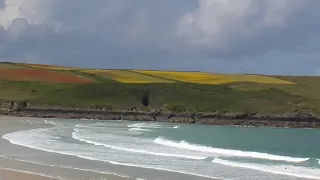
[75,123,101,128]
[154,137,309,163]
[3,132,84,158]
[173,126,180,129]
[44,120,58,126]
[72,130,206,160]
[127,123,163,132]
[0,155,8,159]
[3,131,124,171]
[212,158,320,179]
[318,159,320,164]
[75,124,86,128]
[128,127,152,132]
[127,123,162,129]
[3,131,224,180]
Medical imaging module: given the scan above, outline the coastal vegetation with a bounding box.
[0,69,92,83]
[82,69,176,83]
[0,62,320,116]
[134,70,294,85]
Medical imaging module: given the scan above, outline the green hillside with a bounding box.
[0,62,320,115]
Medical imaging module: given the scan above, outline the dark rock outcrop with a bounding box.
[1,106,320,128]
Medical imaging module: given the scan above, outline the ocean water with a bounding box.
[2,119,320,180]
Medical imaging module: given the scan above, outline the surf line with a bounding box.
[153,137,310,163]
[72,128,206,160]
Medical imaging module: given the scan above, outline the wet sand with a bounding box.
[0,168,57,180]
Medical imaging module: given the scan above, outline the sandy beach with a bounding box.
[0,116,219,180]
[0,116,133,180]
[0,116,56,180]
[0,168,57,180]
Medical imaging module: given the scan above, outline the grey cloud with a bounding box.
[177,0,320,57]
[0,0,320,75]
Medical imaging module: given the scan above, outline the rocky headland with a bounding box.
[1,106,320,128]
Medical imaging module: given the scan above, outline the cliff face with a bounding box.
[1,107,320,128]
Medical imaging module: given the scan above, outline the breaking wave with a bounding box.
[153,137,309,163]
[127,123,162,129]
[72,129,206,160]
[44,120,58,126]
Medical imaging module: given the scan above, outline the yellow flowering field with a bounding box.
[216,74,295,85]
[84,69,176,83]
[135,70,295,85]
[135,70,233,84]
[0,62,296,85]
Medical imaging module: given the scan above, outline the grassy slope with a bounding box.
[0,62,320,115]
[229,76,320,114]
[89,70,177,83]
[0,79,312,115]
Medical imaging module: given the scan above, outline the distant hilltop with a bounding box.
[0,62,295,85]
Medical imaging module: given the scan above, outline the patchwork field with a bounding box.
[214,74,295,84]
[134,70,232,84]
[134,70,294,85]
[0,62,295,85]
[0,68,92,83]
[0,62,320,115]
[83,69,176,83]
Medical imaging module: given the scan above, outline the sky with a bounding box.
[0,0,320,75]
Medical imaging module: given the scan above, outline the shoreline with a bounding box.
[0,116,57,180]
[0,116,136,180]
[0,115,319,180]
[1,107,320,128]
[0,116,221,180]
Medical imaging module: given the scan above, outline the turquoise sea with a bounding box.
[1,118,320,180]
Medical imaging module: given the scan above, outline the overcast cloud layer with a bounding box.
[0,0,320,75]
